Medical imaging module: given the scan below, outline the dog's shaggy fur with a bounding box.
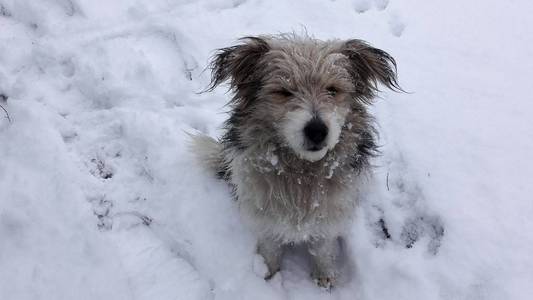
[191,34,400,288]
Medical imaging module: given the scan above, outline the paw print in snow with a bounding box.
[374,0,389,11]
[353,0,372,13]
[400,215,444,255]
[388,13,406,37]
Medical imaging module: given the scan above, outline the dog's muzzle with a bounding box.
[303,117,328,151]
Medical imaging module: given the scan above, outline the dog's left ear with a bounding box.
[341,39,402,100]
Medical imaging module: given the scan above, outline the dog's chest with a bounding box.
[232,152,358,238]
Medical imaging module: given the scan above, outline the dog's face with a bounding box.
[259,47,354,162]
[208,35,399,162]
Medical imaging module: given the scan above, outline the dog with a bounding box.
[191,34,400,288]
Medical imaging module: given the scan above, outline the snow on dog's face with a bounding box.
[207,35,400,162]
[259,49,353,162]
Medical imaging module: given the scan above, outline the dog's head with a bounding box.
[208,35,400,162]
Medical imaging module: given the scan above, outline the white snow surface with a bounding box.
[1,0,533,299]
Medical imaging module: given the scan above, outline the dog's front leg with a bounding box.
[309,237,339,289]
[257,235,283,280]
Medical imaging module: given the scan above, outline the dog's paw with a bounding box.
[311,269,337,290]
[264,268,280,280]
[252,254,280,280]
[313,275,336,290]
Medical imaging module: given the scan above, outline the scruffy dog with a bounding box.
[191,34,400,288]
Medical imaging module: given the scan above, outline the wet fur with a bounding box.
[192,34,400,288]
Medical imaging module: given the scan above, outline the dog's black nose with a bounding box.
[304,118,328,146]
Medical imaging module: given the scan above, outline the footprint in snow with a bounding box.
[353,0,372,13]
[374,0,389,11]
[90,157,114,180]
[400,215,444,255]
[88,195,114,231]
[364,153,445,254]
[388,13,406,37]
[369,208,445,255]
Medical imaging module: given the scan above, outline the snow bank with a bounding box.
[1,0,532,299]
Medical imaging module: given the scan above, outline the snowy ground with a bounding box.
[1,0,533,299]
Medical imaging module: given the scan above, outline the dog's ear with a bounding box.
[341,39,402,101]
[206,36,270,92]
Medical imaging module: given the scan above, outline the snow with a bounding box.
[1,0,533,299]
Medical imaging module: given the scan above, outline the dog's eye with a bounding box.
[326,86,338,97]
[275,89,293,97]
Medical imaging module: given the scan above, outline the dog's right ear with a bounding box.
[206,36,270,92]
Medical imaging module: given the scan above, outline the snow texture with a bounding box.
[1,0,533,299]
